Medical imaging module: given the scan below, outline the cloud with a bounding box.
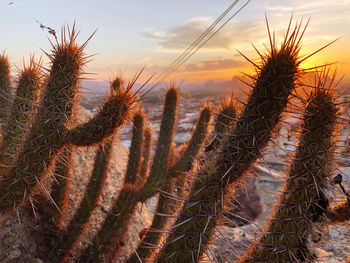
[184,59,245,72]
[141,17,264,51]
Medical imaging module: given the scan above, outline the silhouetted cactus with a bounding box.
[156,19,305,262]
[241,71,339,262]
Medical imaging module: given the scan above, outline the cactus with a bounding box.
[137,125,153,184]
[78,87,178,262]
[78,89,212,262]
[0,17,348,263]
[48,147,72,227]
[240,70,339,262]
[0,25,139,214]
[125,110,145,184]
[0,56,41,174]
[205,96,237,153]
[52,108,145,261]
[127,106,211,262]
[53,141,113,261]
[156,19,305,262]
[0,53,11,121]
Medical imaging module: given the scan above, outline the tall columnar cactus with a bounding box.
[156,20,307,262]
[125,110,145,184]
[0,25,139,214]
[0,56,41,176]
[241,71,339,262]
[53,108,145,262]
[127,106,211,262]
[49,147,72,227]
[78,88,212,262]
[0,53,11,121]
[78,87,178,262]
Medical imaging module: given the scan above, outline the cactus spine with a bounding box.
[241,71,339,262]
[157,19,305,262]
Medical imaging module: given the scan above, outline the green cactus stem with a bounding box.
[55,141,113,262]
[0,57,41,176]
[79,87,178,262]
[241,72,339,263]
[49,147,72,227]
[128,106,211,262]
[0,53,11,121]
[78,184,139,262]
[137,125,152,184]
[65,80,138,146]
[138,87,178,200]
[205,96,237,152]
[157,19,307,262]
[125,110,144,184]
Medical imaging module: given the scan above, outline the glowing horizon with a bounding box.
[1,1,350,86]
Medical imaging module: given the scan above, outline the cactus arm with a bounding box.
[166,106,211,178]
[127,106,211,262]
[49,147,72,226]
[124,111,144,184]
[137,125,152,184]
[65,89,132,146]
[241,86,338,262]
[55,141,113,262]
[205,97,237,152]
[0,54,11,121]
[0,59,41,175]
[138,87,178,201]
[78,184,139,262]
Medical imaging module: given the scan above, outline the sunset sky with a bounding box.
[1,0,350,89]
